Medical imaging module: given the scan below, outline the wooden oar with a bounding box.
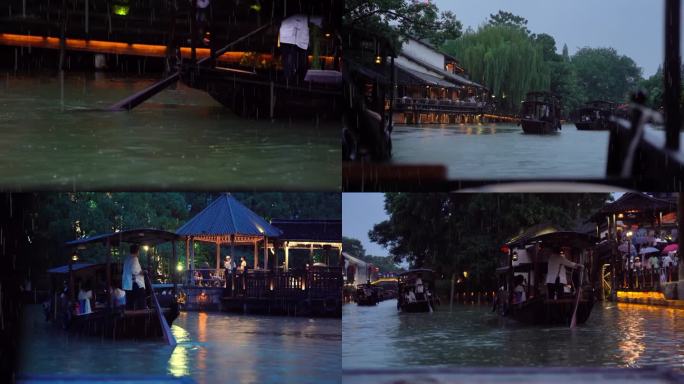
[107,21,275,112]
[570,268,583,328]
[145,272,176,347]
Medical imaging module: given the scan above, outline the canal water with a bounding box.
[0,72,340,190]
[20,305,341,384]
[343,299,684,369]
[391,123,608,179]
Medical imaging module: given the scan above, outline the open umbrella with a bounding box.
[663,244,678,254]
[618,243,637,255]
[639,246,660,255]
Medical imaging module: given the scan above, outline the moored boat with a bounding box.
[574,100,618,131]
[355,283,380,306]
[397,269,438,313]
[519,92,562,134]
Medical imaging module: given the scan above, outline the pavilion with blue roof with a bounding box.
[176,194,283,276]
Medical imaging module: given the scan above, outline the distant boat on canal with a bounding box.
[397,269,439,313]
[519,92,562,134]
[355,283,380,306]
[574,100,619,131]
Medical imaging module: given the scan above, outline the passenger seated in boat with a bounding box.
[415,277,424,299]
[406,290,417,303]
[546,250,582,300]
[513,275,526,304]
[77,280,94,315]
[111,285,126,308]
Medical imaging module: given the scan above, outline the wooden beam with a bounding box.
[284,244,289,272]
[264,236,269,270]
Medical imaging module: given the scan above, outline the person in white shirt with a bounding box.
[546,250,582,300]
[122,244,146,310]
[77,280,93,314]
[513,275,526,304]
[279,14,309,80]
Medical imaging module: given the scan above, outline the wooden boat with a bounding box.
[355,283,380,306]
[49,229,182,342]
[519,92,562,134]
[497,230,596,326]
[397,269,438,313]
[575,101,618,131]
[372,277,399,301]
[180,1,343,119]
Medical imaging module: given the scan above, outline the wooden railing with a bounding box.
[226,267,342,299]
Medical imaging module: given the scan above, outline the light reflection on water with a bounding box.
[20,306,341,384]
[0,72,340,190]
[343,300,684,369]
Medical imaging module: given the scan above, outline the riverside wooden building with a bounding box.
[391,37,489,124]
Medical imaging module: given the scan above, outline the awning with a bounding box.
[395,63,457,88]
[399,51,484,89]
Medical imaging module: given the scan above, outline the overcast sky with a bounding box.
[430,0,673,77]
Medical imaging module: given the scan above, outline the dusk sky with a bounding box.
[431,0,674,77]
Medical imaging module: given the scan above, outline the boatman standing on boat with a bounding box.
[122,244,146,310]
[279,14,323,81]
[546,250,583,300]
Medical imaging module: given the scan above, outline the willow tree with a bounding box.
[443,25,551,112]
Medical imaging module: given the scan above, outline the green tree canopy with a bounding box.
[443,24,550,112]
[369,193,611,289]
[571,47,642,103]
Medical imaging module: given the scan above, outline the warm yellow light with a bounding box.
[72,254,79,262]
[375,55,382,64]
[626,231,633,237]
[112,5,129,16]
[176,264,183,272]
[617,291,666,301]
[463,271,469,278]
[618,213,624,218]
[142,245,150,252]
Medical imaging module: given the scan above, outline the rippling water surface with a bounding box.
[20,306,341,384]
[0,72,340,190]
[343,299,684,369]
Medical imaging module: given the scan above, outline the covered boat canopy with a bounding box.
[398,269,435,282]
[506,223,562,248]
[526,231,595,249]
[47,263,96,274]
[176,194,282,238]
[65,228,180,248]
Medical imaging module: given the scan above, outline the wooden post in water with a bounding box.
[449,273,455,311]
[678,194,684,297]
[665,0,681,151]
[105,237,111,307]
[171,239,177,284]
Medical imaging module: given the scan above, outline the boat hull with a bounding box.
[521,119,559,134]
[398,300,433,313]
[575,120,617,131]
[505,296,594,325]
[65,306,180,340]
[182,67,342,119]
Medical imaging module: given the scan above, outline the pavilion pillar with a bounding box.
[215,240,221,271]
[190,236,195,285]
[264,236,269,270]
[253,240,259,269]
[284,243,289,272]
[185,237,190,271]
[309,243,314,266]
